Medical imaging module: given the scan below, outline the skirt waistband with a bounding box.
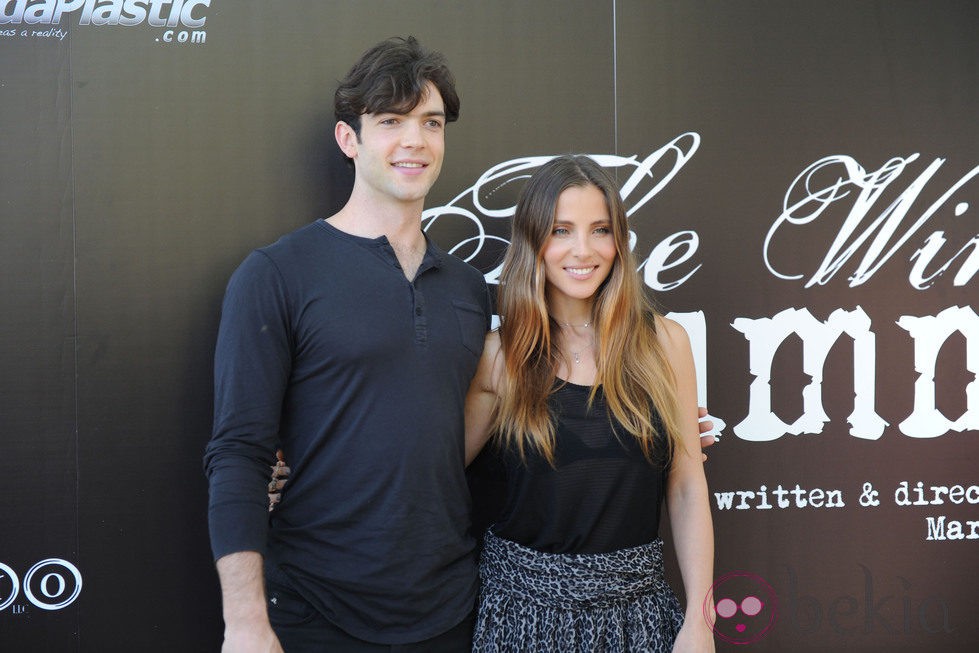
[479,530,671,609]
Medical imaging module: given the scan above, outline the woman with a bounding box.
[464,155,715,652]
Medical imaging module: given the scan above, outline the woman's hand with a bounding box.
[671,618,715,652]
[268,449,289,512]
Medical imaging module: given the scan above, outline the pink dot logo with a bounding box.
[703,570,777,645]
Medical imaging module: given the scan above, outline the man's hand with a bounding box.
[698,407,718,462]
[222,621,283,653]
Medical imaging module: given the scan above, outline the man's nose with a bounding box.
[400,120,424,147]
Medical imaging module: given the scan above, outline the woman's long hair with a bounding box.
[495,155,683,465]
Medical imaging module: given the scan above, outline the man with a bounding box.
[204,37,490,651]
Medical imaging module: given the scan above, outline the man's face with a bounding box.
[339,81,447,208]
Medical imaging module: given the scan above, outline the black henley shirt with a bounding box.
[204,220,491,643]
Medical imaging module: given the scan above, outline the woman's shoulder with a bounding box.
[482,328,503,359]
[474,329,505,393]
[651,313,691,351]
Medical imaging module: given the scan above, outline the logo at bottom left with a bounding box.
[0,559,82,612]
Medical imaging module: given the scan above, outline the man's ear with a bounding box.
[335,121,358,159]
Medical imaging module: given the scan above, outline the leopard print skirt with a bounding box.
[472,530,684,652]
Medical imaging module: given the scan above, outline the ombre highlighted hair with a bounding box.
[495,155,683,465]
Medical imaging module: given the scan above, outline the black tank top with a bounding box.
[491,381,668,555]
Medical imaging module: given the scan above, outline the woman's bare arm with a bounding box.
[465,331,503,465]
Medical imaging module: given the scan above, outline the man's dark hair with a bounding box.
[334,36,460,137]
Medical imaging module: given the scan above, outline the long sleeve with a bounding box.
[204,251,292,561]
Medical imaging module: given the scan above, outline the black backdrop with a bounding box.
[1,2,976,651]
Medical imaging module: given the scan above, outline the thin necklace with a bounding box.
[554,318,593,364]
[553,317,592,328]
[561,333,594,365]
[571,342,593,365]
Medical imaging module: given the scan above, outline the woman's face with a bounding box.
[541,184,618,304]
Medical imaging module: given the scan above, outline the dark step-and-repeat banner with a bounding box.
[1,2,975,651]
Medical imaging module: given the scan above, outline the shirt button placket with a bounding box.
[412,285,428,346]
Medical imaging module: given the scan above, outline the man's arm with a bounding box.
[216,552,283,653]
[205,251,293,650]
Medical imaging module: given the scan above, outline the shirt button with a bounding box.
[415,307,423,315]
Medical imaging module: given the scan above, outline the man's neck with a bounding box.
[327,188,424,242]
[327,193,428,280]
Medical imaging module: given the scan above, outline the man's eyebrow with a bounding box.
[373,109,446,118]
